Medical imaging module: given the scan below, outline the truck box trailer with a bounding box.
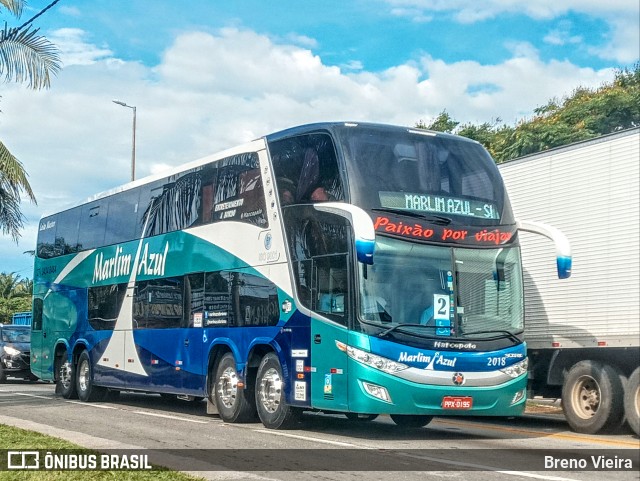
[499,128,640,435]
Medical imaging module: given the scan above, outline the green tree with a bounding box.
[0,272,31,323]
[0,0,61,241]
[417,110,459,133]
[417,63,640,162]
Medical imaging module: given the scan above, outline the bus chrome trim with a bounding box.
[393,366,517,387]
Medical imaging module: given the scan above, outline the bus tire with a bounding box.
[390,414,433,428]
[562,360,625,434]
[55,349,77,399]
[213,353,256,423]
[76,351,107,402]
[255,352,301,429]
[624,367,640,436]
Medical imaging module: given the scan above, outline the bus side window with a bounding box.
[200,162,217,224]
[78,201,107,250]
[105,190,139,246]
[133,278,184,329]
[55,207,81,255]
[37,215,57,259]
[285,209,349,325]
[204,271,232,327]
[87,283,127,330]
[236,271,279,327]
[269,133,344,206]
[184,273,205,328]
[136,181,165,238]
[213,153,267,227]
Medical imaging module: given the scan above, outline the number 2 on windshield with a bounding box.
[433,294,450,320]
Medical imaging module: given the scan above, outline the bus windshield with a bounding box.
[338,125,514,225]
[358,236,524,340]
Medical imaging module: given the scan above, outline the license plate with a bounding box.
[442,396,473,410]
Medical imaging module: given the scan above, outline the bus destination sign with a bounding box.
[379,191,500,220]
[373,215,516,246]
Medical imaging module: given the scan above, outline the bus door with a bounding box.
[310,317,349,411]
[286,207,352,410]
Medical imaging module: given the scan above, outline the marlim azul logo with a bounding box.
[93,242,169,283]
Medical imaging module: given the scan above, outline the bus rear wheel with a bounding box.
[390,414,433,428]
[213,353,256,423]
[255,353,300,429]
[55,349,77,399]
[562,360,625,434]
[76,351,107,402]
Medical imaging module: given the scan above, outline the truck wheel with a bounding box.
[390,414,433,428]
[55,349,77,399]
[562,360,625,434]
[213,353,256,423]
[255,352,301,429]
[624,367,640,436]
[76,351,107,402]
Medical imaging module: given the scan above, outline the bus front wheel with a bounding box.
[55,349,77,399]
[213,353,256,423]
[255,353,300,429]
[76,351,107,402]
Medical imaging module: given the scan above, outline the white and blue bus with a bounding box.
[31,122,571,429]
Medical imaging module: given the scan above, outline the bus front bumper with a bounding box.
[346,363,528,417]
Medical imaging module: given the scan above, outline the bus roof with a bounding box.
[41,122,474,218]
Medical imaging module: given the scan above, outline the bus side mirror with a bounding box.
[516,219,572,279]
[313,202,375,264]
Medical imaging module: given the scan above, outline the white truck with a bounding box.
[499,128,640,435]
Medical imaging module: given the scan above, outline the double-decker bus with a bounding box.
[31,122,571,429]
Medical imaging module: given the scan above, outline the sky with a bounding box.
[1,0,638,277]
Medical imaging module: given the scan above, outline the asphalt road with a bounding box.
[0,380,638,481]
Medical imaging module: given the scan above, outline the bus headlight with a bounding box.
[500,358,528,378]
[336,342,408,374]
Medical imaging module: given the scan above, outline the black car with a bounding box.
[0,324,35,382]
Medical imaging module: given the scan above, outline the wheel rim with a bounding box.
[59,361,73,389]
[78,360,89,392]
[634,385,640,419]
[570,374,600,419]
[258,367,282,414]
[217,366,239,409]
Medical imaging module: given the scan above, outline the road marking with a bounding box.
[254,429,366,447]
[398,452,578,480]
[10,392,52,400]
[132,410,209,424]
[435,419,640,448]
[65,400,120,409]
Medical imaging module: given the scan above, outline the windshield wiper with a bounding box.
[378,323,440,339]
[372,208,451,225]
[462,330,521,344]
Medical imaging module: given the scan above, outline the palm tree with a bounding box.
[0,271,21,299]
[0,0,61,241]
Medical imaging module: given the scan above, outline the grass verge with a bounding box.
[0,424,204,480]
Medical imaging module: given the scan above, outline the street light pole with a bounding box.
[112,99,137,181]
